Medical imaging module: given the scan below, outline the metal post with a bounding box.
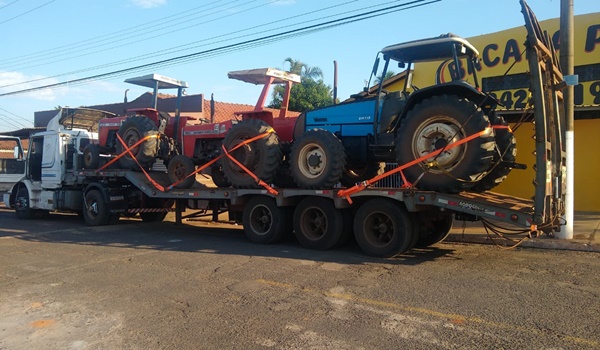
[333,60,338,104]
[559,0,574,239]
[152,81,159,109]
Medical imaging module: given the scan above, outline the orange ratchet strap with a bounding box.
[97,134,159,172]
[337,127,492,203]
[169,129,279,195]
[115,133,167,192]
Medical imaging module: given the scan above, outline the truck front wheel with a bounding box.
[15,187,35,220]
[83,189,110,226]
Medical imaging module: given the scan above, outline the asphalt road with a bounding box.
[1,208,599,350]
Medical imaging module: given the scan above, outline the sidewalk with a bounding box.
[445,211,600,252]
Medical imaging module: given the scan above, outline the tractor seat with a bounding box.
[379,91,406,133]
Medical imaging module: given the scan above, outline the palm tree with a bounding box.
[374,71,396,85]
[283,57,323,80]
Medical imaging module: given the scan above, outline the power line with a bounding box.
[0,0,264,70]
[0,112,27,129]
[0,107,34,126]
[0,0,56,25]
[0,0,380,89]
[0,0,363,88]
[0,0,440,97]
[0,0,20,11]
[0,0,232,65]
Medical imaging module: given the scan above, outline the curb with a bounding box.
[445,234,600,253]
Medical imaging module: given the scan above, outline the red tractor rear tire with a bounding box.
[116,116,158,170]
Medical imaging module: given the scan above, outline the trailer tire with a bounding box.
[471,113,517,192]
[291,129,346,189]
[293,196,344,250]
[222,119,282,188]
[15,187,35,220]
[243,196,291,244]
[353,198,414,258]
[140,212,167,222]
[116,116,158,170]
[414,212,453,248]
[210,162,231,188]
[396,95,494,193]
[168,155,196,189]
[83,189,110,226]
[83,143,100,169]
[340,162,385,187]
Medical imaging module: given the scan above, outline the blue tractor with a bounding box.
[289,34,515,193]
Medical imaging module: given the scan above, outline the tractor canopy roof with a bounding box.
[228,68,301,85]
[381,34,479,64]
[51,107,117,133]
[125,73,189,89]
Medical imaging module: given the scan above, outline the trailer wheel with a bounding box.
[15,187,35,220]
[139,198,173,222]
[83,189,110,226]
[414,212,453,248]
[116,116,158,170]
[293,196,344,250]
[243,196,291,244]
[353,198,414,258]
[83,143,100,169]
[167,155,196,189]
[140,212,168,222]
[340,162,385,187]
[396,95,494,193]
[291,130,346,189]
[210,162,231,188]
[222,119,282,188]
[471,113,517,192]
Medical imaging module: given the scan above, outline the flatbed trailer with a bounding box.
[86,169,536,228]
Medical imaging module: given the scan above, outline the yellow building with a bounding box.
[383,13,600,211]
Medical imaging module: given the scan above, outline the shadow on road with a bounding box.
[0,209,458,266]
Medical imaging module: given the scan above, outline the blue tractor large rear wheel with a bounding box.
[395,94,495,193]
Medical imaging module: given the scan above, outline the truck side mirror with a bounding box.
[14,146,21,159]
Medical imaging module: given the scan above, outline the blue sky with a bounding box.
[0,0,599,132]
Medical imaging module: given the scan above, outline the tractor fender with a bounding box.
[400,82,497,122]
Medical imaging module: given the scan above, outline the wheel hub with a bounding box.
[414,121,463,169]
[299,144,327,178]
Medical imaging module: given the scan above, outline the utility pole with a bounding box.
[559,0,574,239]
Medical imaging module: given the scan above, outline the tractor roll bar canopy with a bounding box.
[57,107,117,132]
[381,34,479,64]
[228,68,301,85]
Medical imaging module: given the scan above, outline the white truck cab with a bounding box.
[2,108,115,216]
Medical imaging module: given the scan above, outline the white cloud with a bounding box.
[130,0,166,9]
[0,71,63,101]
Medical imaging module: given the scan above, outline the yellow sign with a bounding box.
[411,12,600,108]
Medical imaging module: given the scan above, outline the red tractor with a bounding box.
[87,69,301,189]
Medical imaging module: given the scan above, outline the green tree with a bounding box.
[374,70,396,85]
[269,58,332,112]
